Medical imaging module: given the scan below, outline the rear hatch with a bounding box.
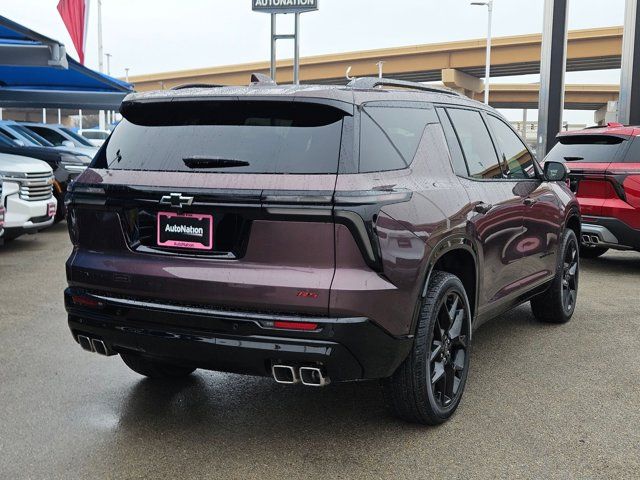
[546,134,628,216]
[67,98,352,315]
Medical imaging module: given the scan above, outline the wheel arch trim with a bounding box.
[409,234,480,336]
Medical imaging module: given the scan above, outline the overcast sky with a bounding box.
[4,0,628,123]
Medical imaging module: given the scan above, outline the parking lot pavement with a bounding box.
[0,222,639,480]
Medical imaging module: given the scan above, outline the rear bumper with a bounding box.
[581,216,640,251]
[64,288,412,382]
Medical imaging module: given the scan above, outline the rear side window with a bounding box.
[98,101,346,174]
[622,136,640,163]
[359,106,436,173]
[487,115,535,179]
[436,108,469,176]
[447,108,502,179]
[545,135,626,163]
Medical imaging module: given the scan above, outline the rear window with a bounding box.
[96,101,346,174]
[546,135,626,163]
[359,105,437,173]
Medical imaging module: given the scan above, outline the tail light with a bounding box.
[71,295,104,309]
[269,320,319,331]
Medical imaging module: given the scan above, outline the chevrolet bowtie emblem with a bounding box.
[160,193,194,208]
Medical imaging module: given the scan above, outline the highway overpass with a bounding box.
[129,26,622,95]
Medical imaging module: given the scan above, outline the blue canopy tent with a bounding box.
[0,15,133,110]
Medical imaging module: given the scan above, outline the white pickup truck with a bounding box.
[0,153,57,241]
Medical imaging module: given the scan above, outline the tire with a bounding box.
[121,353,196,379]
[531,229,579,323]
[54,191,66,223]
[579,245,608,258]
[383,271,472,425]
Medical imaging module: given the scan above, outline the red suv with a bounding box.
[64,77,580,425]
[546,123,640,258]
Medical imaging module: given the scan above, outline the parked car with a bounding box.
[0,132,89,221]
[0,120,59,149]
[0,153,57,241]
[0,183,4,243]
[78,128,110,147]
[545,122,640,257]
[64,77,580,425]
[21,123,98,157]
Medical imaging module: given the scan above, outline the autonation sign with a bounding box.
[252,0,318,14]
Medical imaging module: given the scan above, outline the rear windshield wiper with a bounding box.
[183,156,250,169]
[563,156,584,161]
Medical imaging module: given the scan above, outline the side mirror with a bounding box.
[544,161,569,182]
[61,140,75,148]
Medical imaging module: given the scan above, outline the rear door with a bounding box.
[70,99,352,315]
[442,107,527,307]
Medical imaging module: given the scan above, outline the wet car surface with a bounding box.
[1,223,639,479]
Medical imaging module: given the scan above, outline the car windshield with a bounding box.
[0,131,16,146]
[61,127,95,147]
[82,131,109,140]
[95,101,346,174]
[545,134,626,163]
[10,125,54,147]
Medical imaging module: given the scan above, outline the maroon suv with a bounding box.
[64,77,580,424]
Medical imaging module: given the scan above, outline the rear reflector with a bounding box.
[71,295,104,308]
[273,320,319,331]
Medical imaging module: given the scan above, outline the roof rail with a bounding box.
[250,73,277,85]
[171,83,225,90]
[347,77,462,97]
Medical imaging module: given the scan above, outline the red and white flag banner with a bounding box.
[57,0,90,64]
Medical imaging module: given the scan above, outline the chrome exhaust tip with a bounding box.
[591,235,600,244]
[581,234,591,244]
[91,338,113,356]
[77,334,94,352]
[299,367,330,387]
[272,364,299,384]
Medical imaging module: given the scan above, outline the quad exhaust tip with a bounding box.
[76,334,115,356]
[581,234,601,245]
[299,367,330,387]
[272,364,299,384]
[91,338,111,356]
[271,364,330,387]
[77,334,93,352]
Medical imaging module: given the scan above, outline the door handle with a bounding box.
[473,202,493,214]
[523,198,537,206]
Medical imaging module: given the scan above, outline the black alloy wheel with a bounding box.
[531,228,579,323]
[383,271,472,425]
[561,238,579,314]
[430,291,469,408]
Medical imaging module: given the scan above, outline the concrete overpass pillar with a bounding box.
[619,0,640,125]
[441,69,484,100]
[537,0,569,157]
[595,101,619,126]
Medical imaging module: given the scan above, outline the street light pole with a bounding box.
[97,0,104,73]
[472,0,493,104]
[105,53,112,75]
[124,68,130,83]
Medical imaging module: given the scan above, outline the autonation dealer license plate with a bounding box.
[156,211,213,250]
